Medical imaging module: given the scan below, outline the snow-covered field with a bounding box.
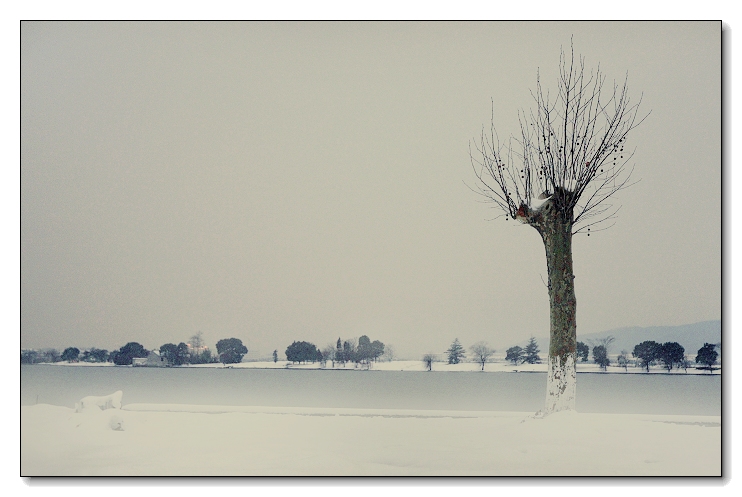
[21,394,721,476]
[22,361,722,476]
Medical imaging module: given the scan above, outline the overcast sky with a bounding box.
[21,21,720,358]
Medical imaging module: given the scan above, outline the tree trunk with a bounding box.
[541,215,577,413]
[517,192,578,414]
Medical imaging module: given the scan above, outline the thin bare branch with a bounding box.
[470,42,647,234]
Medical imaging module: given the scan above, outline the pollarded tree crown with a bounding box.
[515,187,575,235]
[470,43,647,236]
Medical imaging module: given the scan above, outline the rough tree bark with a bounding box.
[516,188,577,412]
[471,43,646,415]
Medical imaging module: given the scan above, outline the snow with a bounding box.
[529,195,551,210]
[75,390,123,412]
[21,393,720,476]
[544,354,576,413]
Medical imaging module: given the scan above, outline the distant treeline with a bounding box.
[499,337,720,373]
[19,333,392,368]
[21,334,720,373]
[21,332,233,366]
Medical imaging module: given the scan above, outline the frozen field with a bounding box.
[21,397,721,476]
[21,364,721,415]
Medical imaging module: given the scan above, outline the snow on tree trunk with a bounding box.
[545,353,576,413]
[517,192,577,414]
[540,200,577,413]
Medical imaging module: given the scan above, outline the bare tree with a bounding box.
[382,344,396,362]
[470,44,646,414]
[188,331,207,364]
[598,335,616,355]
[190,331,204,349]
[680,356,692,373]
[322,344,336,368]
[422,354,435,371]
[616,350,629,372]
[469,341,495,371]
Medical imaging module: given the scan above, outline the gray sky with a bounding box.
[21,21,720,359]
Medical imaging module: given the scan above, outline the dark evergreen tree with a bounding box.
[159,343,179,365]
[159,342,190,366]
[285,341,320,364]
[111,342,148,366]
[592,345,609,371]
[21,350,39,364]
[658,342,685,372]
[273,349,278,363]
[61,347,80,362]
[216,338,248,364]
[632,340,661,372]
[523,337,541,364]
[370,340,385,362]
[343,340,356,364]
[506,346,525,365]
[81,348,108,362]
[576,341,589,362]
[336,338,344,365]
[356,335,373,364]
[695,343,718,371]
[446,338,466,364]
[176,342,190,365]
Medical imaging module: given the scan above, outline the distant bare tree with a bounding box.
[322,344,336,368]
[616,350,629,372]
[470,43,646,414]
[680,356,692,373]
[597,336,616,355]
[190,331,204,350]
[187,331,205,362]
[382,344,396,362]
[39,348,61,363]
[469,342,495,371]
[422,354,435,372]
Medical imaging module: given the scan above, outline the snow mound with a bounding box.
[108,414,124,431]
[75,390,123,413]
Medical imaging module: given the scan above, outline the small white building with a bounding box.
[132,351,169,367]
